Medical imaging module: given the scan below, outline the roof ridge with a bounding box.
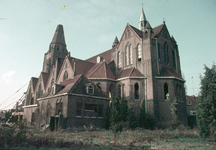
[87,62,104,78]
[129,67,135,77]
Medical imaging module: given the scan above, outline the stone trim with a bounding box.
[23,104,38,108]
[88,78,116,82]
[155,76,185,82]
[117,76,146,81]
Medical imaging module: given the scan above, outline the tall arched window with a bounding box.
[63,70,68,81]
[135,83,139,99]
[137,44,141,61]
[158,43,160,61]
[109,84,113,98]
[164,83,169,100]
[125,46,129,65]
[129,45,133,64]
[117,51,121,68]
[38,83,42,98]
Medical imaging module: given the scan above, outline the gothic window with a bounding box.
[137,44,141,61]
[38,83,43,98]
[125,46,129,65]
[164,83,169,100]
[118,84,121,99]
[76,100,83,116]
[158,43,160,61]
[135,83,139,99]
[63,71,68,81]
[172,51,176,69]
[98,101,103,117]
[30,97,34,105]
[109,84,113,98]
[117,51,121,68]
[129,45,133,64]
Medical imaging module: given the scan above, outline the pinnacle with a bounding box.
[51,24,66,46]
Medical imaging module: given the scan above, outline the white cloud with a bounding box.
[2,70,16,83]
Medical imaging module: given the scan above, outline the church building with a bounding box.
[23,8,187,129]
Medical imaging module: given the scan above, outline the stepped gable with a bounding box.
[86,49,112,65]
[160,68,183,80]
[57,74,82,94]
[117,67,145,79]
[153,23,164,38]
[68,57,95,76]
[31,77,38,92]
[86,62,115,79]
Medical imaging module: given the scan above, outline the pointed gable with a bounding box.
[128,24,143,38]
[117,67,145,79]
[86,62,115,79]
[153,23,164,38]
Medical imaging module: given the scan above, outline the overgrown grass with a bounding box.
[0,124,216,149]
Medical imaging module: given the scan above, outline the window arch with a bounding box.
[135,83,139,99]
[63,70,68,81]
[125,46,129,65]
[157,43,160,61]
[164,83,169,100]
[129,45,133,64]
[38,83,43,99]
[163,42,169,64]
[137,44,141,61]
[117,51,121,68]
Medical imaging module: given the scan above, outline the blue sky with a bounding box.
[0,0,216,110]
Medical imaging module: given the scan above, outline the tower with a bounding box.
[139,8,147,31]
[42,24,68,73]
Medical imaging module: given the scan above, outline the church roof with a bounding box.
[86,61,115,79]
[160,68,183,80]
[68,57,95,76]
[128,24,143,38]
[117,67,145,79]
[153,23,164,38]
[51,24,66,46]
[86,49,113,65]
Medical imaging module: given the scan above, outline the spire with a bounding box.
[139,7,147,31]
[112,36,119,48]
[51,24,66,46]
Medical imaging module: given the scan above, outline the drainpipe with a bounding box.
[155,38,160,75]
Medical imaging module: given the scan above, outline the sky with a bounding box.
[0,0,216,110]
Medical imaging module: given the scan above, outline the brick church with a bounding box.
[23,8,187,129]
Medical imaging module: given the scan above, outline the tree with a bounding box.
[127,103,137,129]
[170,98,180,129]
[139,99,147,128]
[120,96,128,122]
[196,64,216,138]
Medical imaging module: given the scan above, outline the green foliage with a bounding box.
[127,103,137,129]
[196,64,216,138]
[119,96,128,122]
[139,99,146,128]
[170,98,180,128]
[104,106,111,129]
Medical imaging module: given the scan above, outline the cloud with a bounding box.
[2,70,16,83]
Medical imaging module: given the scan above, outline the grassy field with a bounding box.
[1,125,216,149]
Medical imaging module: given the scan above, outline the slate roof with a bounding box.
[128,24,143,38]
[117,67,145,79]
[160,68,183,80]
[86,62,115,79]
[86,49,113,65]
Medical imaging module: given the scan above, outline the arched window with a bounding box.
[129,45,133,64]
[118,84,121,99]
[172,51,176,69]
[164,83,169,100]
[117,51,121,68]
[135,83,139,99]
[158,43,160,61]
[86,84,94,95]
[38,83,42,98]
[30,97,34,105]
[109,84,113,98]
[63,71,68,81]
[125,46,129,65]
[137,44,141,61]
